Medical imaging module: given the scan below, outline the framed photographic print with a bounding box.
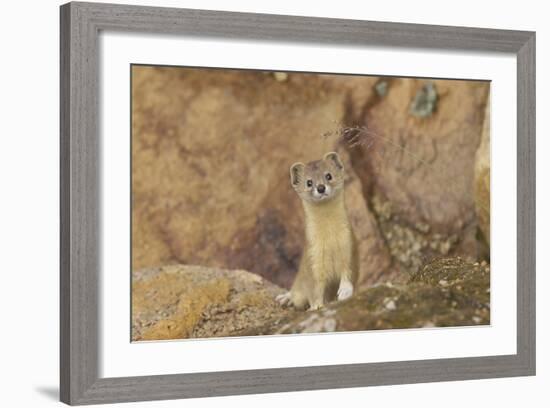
[60,1,536,405]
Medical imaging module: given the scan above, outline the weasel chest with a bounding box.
[307,224,352,280]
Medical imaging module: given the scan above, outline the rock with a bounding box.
[374,80,388,97]
[348,78,489,276]
[238,257,490,336]
[131,264,288,341]
[273,72,288,82]
[384,299,397,310]
[409,82,438,118]
[133,258,489,341]
[132,66,392,288]
[475,99,491,247]
[132,67,489,290]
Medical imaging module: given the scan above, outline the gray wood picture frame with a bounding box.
[60,1,536,405]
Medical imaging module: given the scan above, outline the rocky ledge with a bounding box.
[132,257,489,341]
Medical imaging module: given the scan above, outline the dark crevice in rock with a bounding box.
[132,67,491,294]
[340,82,404,282]
[339,79,490,280]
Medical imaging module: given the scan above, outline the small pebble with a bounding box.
[273,72,288,82]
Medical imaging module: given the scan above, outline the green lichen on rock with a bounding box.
[374,80,389,97]
[133,257,489,341]
[132,264,288,341]
[410,82,438,117]
[238,257,490,336]
[370,192,463,277]
[410,257,490,315]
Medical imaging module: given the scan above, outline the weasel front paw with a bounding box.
[337,280,354,301]
[276,292,292,307]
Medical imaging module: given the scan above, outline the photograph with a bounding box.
[1,0,543,405]
[131,65,491,342]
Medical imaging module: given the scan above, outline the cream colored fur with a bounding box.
[277,152,359,310]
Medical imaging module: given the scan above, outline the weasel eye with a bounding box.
[325,173,332,181]
[306,180,313,188]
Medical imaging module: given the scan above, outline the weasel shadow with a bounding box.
[35,386,58,401]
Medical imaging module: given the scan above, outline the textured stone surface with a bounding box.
[475,100,491,247]
[240,257,490,336]
[132,66,391,288]
[346,78,490,276]
[132,66,490,289]
[131,264,287,341]
[131,258,489,341]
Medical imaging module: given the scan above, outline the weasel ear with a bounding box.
[290,162,305,187]
[324,152,344,170]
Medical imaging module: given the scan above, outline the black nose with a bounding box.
[317,184,326,194]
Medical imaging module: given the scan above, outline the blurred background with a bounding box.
[132,65,490,290]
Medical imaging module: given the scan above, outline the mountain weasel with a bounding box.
[276,152,359,310]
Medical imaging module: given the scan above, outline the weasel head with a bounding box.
[290,152,345,204]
